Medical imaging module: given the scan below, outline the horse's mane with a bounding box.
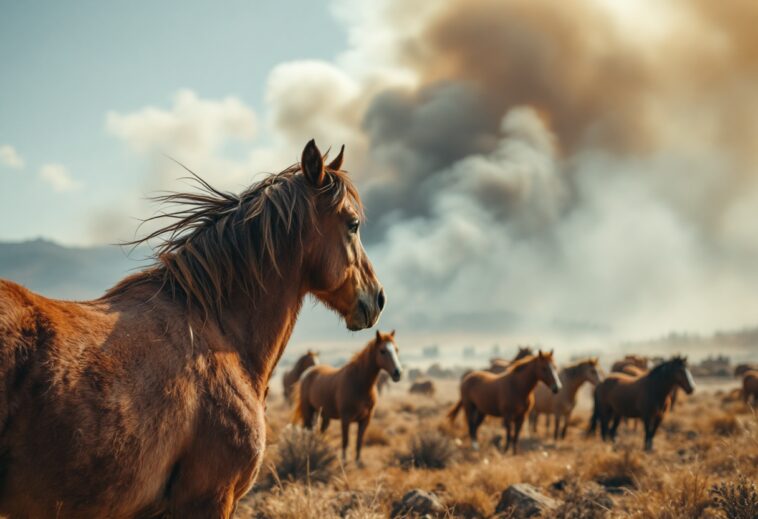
[563,358,596,375]
[506,354,536,374]
[648,356,686,378]
[104,160,362,322]
[348,337,376,370]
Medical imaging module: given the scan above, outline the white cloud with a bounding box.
[39,164,81,192]
[0,145,24,169]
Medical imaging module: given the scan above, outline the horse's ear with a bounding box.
[390,329,396,337]
[327,144,345,171]
[549,349,554,357]
[538,350,544,358]
[302,139,325,187]
[376,330,381,342]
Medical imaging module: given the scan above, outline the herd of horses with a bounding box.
[0,139,752,518]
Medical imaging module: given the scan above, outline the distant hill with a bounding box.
[0,239,148,300]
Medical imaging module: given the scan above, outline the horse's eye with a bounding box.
[348,219,360,234]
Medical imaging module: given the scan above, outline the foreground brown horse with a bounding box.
[591,356,695,450]
[449,351,561,454]
[294,330,401,464]
[0,140,384,518]
[282,350,319,403]
[530,358,601,440]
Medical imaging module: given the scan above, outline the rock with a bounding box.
[494,484,559,517]
[391,489,446,517]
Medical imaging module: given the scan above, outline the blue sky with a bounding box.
[0,0,345,244]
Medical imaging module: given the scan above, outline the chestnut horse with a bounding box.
[591,356,695,450]
[294,330,401,464]
[0,140,385,518]
[282,350,319,403]
[449,351,561,454]
[530,358,601,440]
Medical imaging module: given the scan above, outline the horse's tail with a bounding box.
[447,400,463,422]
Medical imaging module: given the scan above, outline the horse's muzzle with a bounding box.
[391,369,402,382]
[346,287,385,331]
[551,384,560,394]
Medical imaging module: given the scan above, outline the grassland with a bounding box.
[236,377,757,518]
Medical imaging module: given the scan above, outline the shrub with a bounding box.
[397,429,458,470]
[590,446,646,491]
[266,425,336,486]
[711,476,758,519]
[711,414,741,437]
[554,482,613,519]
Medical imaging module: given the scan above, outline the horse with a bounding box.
[293,330,401,464]
[611,355,649,374]
[742,370,758,405]
[487,346,534,374]
[448,351,561,454]
[735,363,758,377]
[409,379,436,396]
[529,358,601,440]
[591,356,695,450]
[282,350,319,403]
[0,140,385,518]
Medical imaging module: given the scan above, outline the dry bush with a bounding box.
[397,429,458,470]
[363,425,390,446]
[589,446,646,491]
[711,414,741,437]
[554,481,613,519]
[264,425,336,486]
[637,470,712,519]
[711,476,758,519]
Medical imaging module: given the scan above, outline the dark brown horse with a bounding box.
[282,350,319,403]
[0,140,384,518]
[743,370,758,405]
[409,379,436,396]
[449,351,561,454]
[487,346,534,374]
[294,330,401,464]
[591,356,695,450]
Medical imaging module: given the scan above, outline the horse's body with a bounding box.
[735,363,758,378]
[282,351,319,403]
[449,351,561,454]
[0,140,384,518]
[742,370,758,405]
[530,358,601,440]
[486,347,533,374]
[591,356,694,450]
[611,355,648,374]
[294,331,401,463]
[409,379,435,396]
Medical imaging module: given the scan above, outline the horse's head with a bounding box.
[536,350,562,394]
[305,350,320,367]
[300,140,385,331]
[670,356,695,394]
[515,346,533,361]
[372,329,402,382]
[582,357,602,386]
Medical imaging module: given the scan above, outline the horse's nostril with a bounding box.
[377,288,386,311]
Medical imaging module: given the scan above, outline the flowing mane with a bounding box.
[506,354,536,374]
[104,160,362,322]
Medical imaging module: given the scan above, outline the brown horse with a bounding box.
[735,363,758,377]
[487,346,534,374]
[530,358,601,440]
[743,370,758,405]
[282,350,319,403]
[449,351,561,454]
[591,356,695,450]
[294,330,401,464]
[0,140,384,518]
[611,355,649,374]
[409,379,436,396]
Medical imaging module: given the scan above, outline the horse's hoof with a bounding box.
[471,441,480,451]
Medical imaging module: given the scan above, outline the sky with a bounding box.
[2,0,757,356]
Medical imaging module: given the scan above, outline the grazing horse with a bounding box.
[449,351,561,454]
[0,140,385,518]
[282,350,319,403]
[530,358,601,440]
[294,330,401,464]
[592,356,695,450]
[742,370,758,405]
[487,346,534,374]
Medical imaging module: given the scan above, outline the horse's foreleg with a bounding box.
[644,414,662,451]
[561,411,570,439]
[355,417,369,465]
[609,415,621,441]
[502,418,512,453]
[320,415,330,434]
[553,413,561,441]
[512,415,525,455]
[466,405,482,450]
[340,418,350,462]
[528,412,537,435]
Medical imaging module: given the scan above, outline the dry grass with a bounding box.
[236,379,758,518]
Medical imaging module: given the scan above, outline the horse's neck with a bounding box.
[207,274,305,396]
[643,369,676,403]
[561,369,585,400]
[511,364,540,395]
[346,347,380,393]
